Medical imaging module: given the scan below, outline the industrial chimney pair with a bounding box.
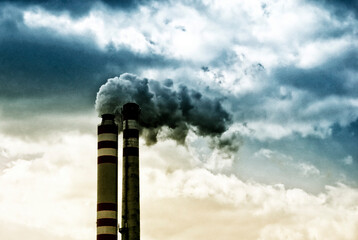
[97,103,140,240]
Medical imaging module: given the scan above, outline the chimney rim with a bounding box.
[101,113,115,120]
[122,102,140,120]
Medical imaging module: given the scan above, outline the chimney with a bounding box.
[97,114,118,240]
[121,103,141,240]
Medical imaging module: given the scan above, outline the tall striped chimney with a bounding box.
[121,103,140,240]
[97,114,118,240]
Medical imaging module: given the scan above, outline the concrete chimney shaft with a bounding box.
[97,114,118,240]
[121,103,140,240]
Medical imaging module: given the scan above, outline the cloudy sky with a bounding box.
[0,0,358,239]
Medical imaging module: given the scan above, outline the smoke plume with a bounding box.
[95,73,236,151]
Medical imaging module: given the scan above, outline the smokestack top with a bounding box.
[101,113,115,120]
[122,103,140,120]
[100,113,116,125]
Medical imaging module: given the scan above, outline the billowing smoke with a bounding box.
[95,73,237,152]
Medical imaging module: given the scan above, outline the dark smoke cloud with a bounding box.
[95,73,234,149]
[210,133,242,156]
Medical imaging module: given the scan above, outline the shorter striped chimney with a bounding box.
[97,114,118,240]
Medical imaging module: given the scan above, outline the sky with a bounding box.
[0,0,357,239]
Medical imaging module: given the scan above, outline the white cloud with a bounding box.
[141,167,358,240]
[297,37,355,68]
[298,162,320,176]
[0,132,97,240]
[250,148,322,188]
[254,148,275,158]
[236,121,328,140]
[342,155,354,165]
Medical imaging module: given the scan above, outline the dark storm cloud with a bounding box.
[95,73,232,146]
[274,66,345,96]
[102,0,150,9]
[0,0,151,17]
[308,0,358,18]
[331,119,358,163]
[273,50,358,97]
[0,6,178,114]
[0,0,93,17]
